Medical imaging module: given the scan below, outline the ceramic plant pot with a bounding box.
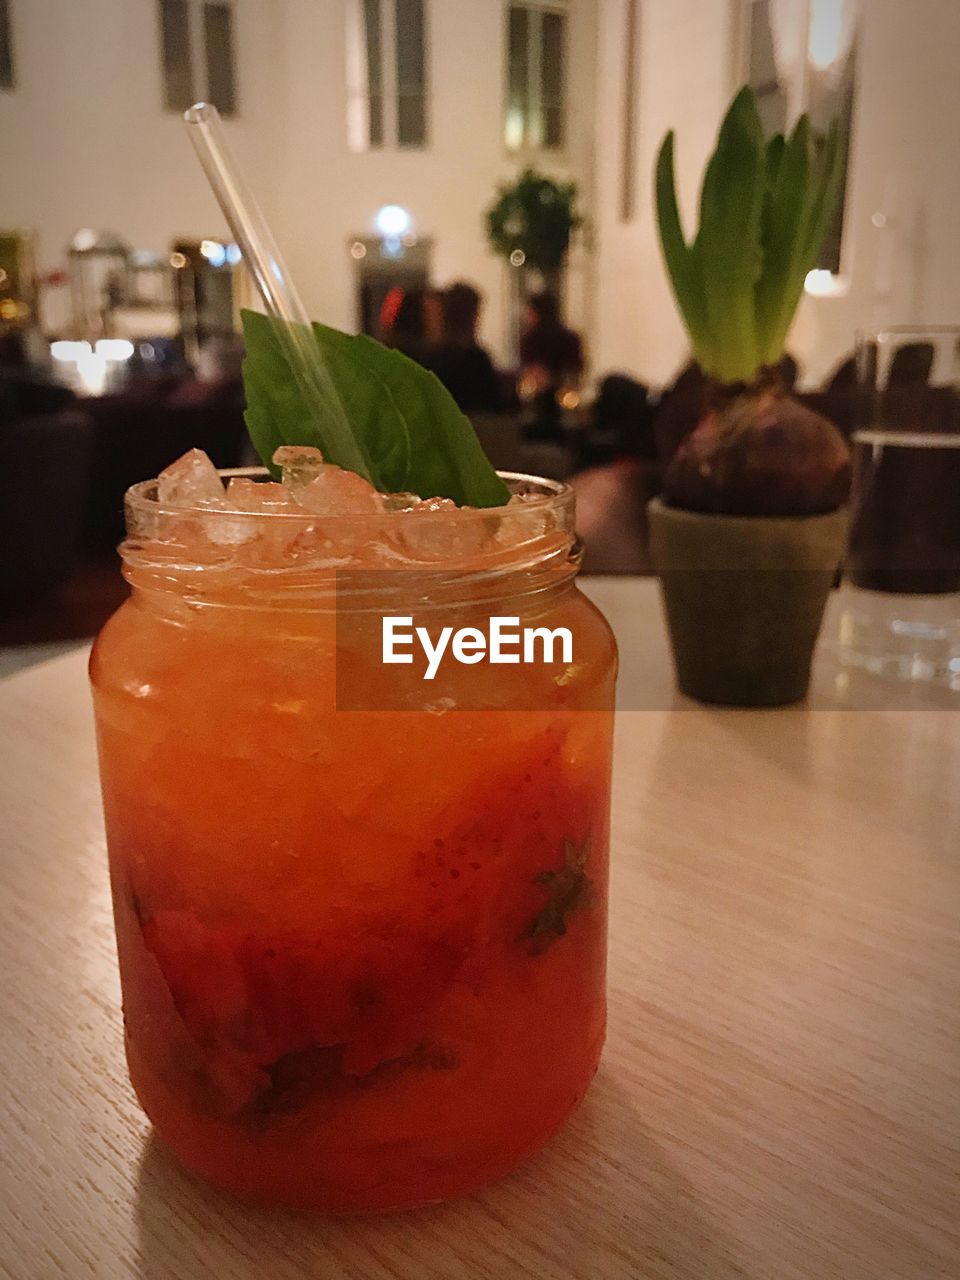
[647,497,848,707]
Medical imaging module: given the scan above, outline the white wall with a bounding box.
[591,0,738,387]
[0,0,598,364]
[5,0,958,387]
[274,0,597,364]
[591,0,960,390]
[0,0,287,333]
[790,0,960,386]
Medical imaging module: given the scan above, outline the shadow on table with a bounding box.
[133,1071,747,1280]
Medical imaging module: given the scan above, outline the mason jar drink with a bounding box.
[90,452,617,1212]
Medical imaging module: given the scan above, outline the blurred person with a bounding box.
[652,360,708,471]
[378,285,406,340]
[585,373,654,466]
[167,335,245,409]
[427,282,501,413]
[516,292,584,439]
[570,458,654,575]
[0,329,28,370]
[0,328,77,420]
[518,291,585,400]
[380,287,442,365]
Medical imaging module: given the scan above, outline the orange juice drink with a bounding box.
[90,450,616,1211]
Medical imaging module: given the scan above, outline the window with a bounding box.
[361,0,385,146]
[396,0,426,145]
[746,0,788,135]
[0,0,15,90]
[347,0,428,151]
[203,3,237,117]
[159,0,193,111]
[742,0,858,275]
[620,0,640,221]
[505,3,568,152]
[158,0,237,116]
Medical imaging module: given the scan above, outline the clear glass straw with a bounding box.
[183,102,371,481]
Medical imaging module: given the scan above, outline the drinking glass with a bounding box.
[89,471,616,1211]
[839,327,960,686]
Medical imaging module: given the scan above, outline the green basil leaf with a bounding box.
[242,310,509,508]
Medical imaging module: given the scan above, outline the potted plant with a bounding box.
[648,87,852,707]
[486,168,583,320]
[483,170,583,360]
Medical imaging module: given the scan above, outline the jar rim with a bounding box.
[124,468,574,531]
[120,467,579,597]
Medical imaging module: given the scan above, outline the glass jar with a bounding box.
[90,472,617,1211]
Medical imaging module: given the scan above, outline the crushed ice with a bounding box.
[149,447,558,568]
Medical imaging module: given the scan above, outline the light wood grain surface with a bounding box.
[1,579,958,1280]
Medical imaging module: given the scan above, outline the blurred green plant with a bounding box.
[486,169,583,275]
[655,86,844,385]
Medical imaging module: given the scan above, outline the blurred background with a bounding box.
[1,0,959,654]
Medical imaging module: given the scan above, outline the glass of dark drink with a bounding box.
[840,327,960,686]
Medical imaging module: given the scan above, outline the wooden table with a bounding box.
[1,580,957,1279]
